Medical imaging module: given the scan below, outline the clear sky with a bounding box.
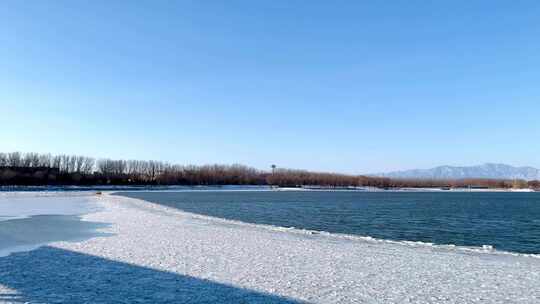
[1,1,539,174]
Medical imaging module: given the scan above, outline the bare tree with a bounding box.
[7,152,22,167]
[0,153,7,166]
[38,153,52,167]
[81,157,95,174]
[51,155,61,169]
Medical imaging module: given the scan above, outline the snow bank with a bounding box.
[1,193,540,303]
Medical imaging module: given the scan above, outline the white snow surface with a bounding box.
[1,193,540,303]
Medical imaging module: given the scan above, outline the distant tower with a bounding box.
[271,164,277,188]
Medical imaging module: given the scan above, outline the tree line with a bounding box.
[0,151,538,189]
[266,168,535,189]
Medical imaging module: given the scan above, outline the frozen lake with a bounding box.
[1,192,539,303]
[0,193,108,257]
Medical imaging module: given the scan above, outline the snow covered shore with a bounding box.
[1,193,540,303]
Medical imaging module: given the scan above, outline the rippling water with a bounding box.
[120,191,540,254]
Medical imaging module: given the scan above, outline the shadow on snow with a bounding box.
[0,246,306,304]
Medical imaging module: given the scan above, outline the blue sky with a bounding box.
[1,1,539,173]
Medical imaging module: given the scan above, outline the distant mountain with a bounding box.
[376,163,540,181]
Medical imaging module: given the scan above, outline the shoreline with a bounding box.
[0,185,537,193]
[115,193,540,259]
[3,191,539,258]
[1,192,540,303]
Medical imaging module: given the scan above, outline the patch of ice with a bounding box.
[0,192,100,222]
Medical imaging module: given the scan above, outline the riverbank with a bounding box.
[1,192,539,303]
[0,185,537,193]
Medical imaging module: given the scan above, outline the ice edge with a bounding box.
[109,193,540,260]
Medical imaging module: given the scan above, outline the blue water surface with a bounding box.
[119,191,540,254]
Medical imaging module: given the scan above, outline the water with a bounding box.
[120,191,540,254]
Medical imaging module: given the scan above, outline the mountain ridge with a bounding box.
[376,163,540,181]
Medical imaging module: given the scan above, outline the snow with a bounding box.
[0,192,99,222]
[1,192,540,303]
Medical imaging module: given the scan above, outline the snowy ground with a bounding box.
[1,193,540,303]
